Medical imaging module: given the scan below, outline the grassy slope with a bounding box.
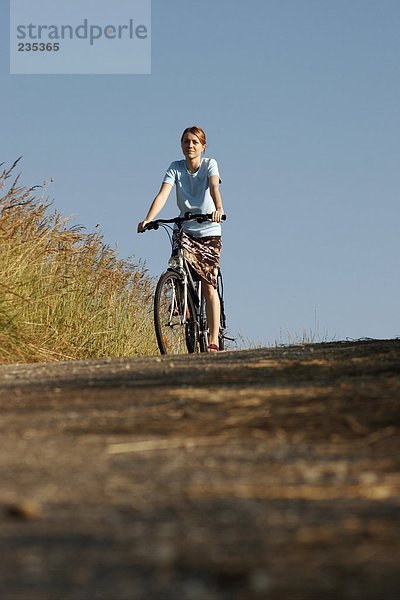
[0,158,157,363]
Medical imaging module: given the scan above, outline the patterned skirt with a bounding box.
[172,230,222,289]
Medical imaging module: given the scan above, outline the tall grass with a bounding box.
[0,158,158,363]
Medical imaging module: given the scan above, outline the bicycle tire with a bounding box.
[218,323,225,351]
[218,289,226,351]
[154,271,198,355]
[199,291,209,353]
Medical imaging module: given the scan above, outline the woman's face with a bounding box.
[181,132,205,161]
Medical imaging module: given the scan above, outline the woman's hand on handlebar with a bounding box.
[137,220,148,233]
[212,209,225,223]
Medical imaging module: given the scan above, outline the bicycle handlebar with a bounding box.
[145,212,227,231]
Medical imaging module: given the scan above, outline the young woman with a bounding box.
[137,126,225,352]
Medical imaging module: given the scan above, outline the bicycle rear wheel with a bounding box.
[154,271,198,355]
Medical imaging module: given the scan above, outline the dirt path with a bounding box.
[0,339,399,599]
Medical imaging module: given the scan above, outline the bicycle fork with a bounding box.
[166,271,191,328]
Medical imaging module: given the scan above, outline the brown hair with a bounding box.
[180,126,207,147]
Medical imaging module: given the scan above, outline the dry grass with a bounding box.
[0,158,158,363]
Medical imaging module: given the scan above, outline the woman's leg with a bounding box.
[202,277,220,348]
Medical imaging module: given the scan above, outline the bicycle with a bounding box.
[144,212,227,355]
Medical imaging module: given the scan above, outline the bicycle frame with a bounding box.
[146,212,226,353]
[167,242,208,349]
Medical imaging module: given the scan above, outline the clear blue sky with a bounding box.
[2,0,400,345]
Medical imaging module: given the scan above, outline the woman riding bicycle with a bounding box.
[137,125,225,352]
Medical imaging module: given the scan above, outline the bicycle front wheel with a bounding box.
[154,271,198,355]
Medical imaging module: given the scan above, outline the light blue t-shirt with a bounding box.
[163,157,222,237]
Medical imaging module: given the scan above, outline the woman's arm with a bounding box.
[209,175,224,222]
[137,182,173,232]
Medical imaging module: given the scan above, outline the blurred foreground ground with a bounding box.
[0,339,399,599]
